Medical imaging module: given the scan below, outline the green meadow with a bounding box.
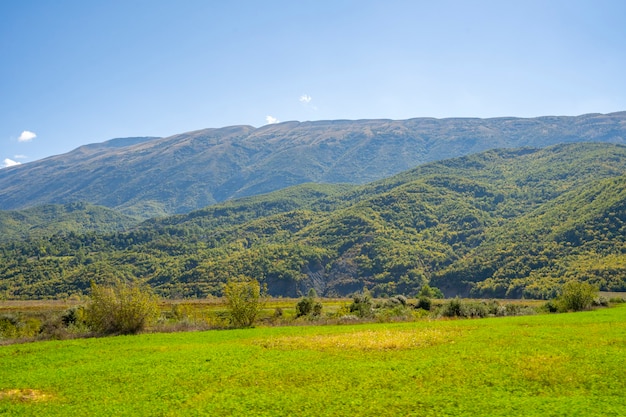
[1,305,625,416]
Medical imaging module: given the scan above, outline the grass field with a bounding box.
[0,305,625,416]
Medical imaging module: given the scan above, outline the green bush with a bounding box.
[437,298,529,318]
[295,297,314,317]
[223,278,267,328]
[0,314,42,340]
[441,297,465,318]
[349,290,373,318]
[543,299,559,313]
[557,281,598,312]
[85,281,160,335]
[415,296,432,311]
[295,288,323,318]
[0,314,20,339]
[592,296,609,307]
[392,295,408,306]
[62,306,86,327]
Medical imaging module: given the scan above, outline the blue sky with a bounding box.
[2,0,625,166]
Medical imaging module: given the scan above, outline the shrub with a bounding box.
[295,297,314,317]
[273,307,284,318]
[392,295,408,306]
[557,281,598,312]
[295,289,322,318]
[464,301,489,318]
[441,297,465,318]
[0,314,42,340]
[439,298,491,318]
[416,296,432,311]
[223,278,267,328]
[349,290,373,318]
[62,306,86,327]
[85,281,160,335]
[0,315,20,339]
[592,296,609,307]
[543,299,559,313]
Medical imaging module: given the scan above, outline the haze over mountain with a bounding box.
[1,112,625,218]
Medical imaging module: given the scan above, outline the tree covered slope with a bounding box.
[0,202,138,243]
[1,143,625,299]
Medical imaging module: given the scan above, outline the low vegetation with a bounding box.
[223,278,267,328]
[84,281,159,335]
[1,276,621,346]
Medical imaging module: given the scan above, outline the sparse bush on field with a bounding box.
[592,296,609,307]
[85,280,160,335]
[349,289,373,318]
[391,294,408,306]
[543,299,559,313]
[441,297,465,318]
[295,288,323,318]
[415,296,432,311]
[223,278,267,328]
[557,280,598,312]
[0,314,41,341]
[167,303,196,323]
[437,298,537,319]
[375,304,414,323]
[0,314,20,340]
[609,297,626,304]
[62,305,86,327]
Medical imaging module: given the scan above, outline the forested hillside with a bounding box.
[1,143,625,299]
[1,112,625,218]
[0,203,138,243]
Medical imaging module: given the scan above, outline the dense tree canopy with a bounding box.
[1,143,625,299]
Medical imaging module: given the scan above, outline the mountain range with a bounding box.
[1,112,625,218]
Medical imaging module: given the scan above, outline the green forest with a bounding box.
[1,143,625,300]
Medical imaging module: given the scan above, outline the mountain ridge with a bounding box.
[1,112,625,217]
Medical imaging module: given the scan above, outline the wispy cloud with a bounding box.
[18,130,36,142]
[2,158,21,168]
[13,155,27,160]
[265,115,279,125]
[299,94,317,110]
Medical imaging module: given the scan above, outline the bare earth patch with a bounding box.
[0,389,53,403]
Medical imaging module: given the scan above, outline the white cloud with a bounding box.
[299,94,312,104]
[265,115,279,124]
[3,158,21,168]
[13,154,27,160]
[18,130,36,142]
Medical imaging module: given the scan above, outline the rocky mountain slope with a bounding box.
[1,112,625,218]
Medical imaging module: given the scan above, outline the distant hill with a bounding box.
[1,143,625,299]
[1,113,625,218]
[0,203,139,243]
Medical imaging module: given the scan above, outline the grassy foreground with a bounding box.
[0,306,625,416]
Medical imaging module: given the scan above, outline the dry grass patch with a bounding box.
[0,389,54,403]
[257,327,464,352]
